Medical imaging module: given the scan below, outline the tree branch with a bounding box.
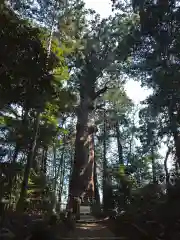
[92,81,110,100]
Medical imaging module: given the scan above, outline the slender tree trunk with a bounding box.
[16,112,40,211]
[41,146,48,174]
[55,141,65,211]
[66,145,74,211]
[51,144,57,212]
[172,130,180,168]
[58,150,66,211]
[115,120,123,165]
[12,145,20,164]
[32,142,40,172]
[53,144,57,189]
[151,146,156,183]
[128,111,136,162]
[94,157,100,206]
[164,146,171,190]
[103,108,108,212]
[168,106,180,167]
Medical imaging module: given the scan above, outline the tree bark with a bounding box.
[68,77,96,214]
[83,131,95,203]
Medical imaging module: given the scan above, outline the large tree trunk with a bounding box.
[68,88,96,215]
[68,68,107,215]
[83,131,95,203]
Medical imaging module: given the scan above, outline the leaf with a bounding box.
[119,164,125,176]
[58,128,69,135]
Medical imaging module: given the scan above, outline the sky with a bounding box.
[84,0,172,168]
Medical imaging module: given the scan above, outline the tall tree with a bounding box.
[67,7,138,213]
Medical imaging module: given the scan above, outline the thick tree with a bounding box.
[67,6,138,213]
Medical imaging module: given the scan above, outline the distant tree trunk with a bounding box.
[56,142,65,211]
[12,108,29,164]
[151,146,156,183]
[53,144,57,189]
[94,157,100,206]
[69,144,74,175]
[32,143,41,172]
[93,136,100,207]
[12,145,20,164]
[164,146,171,191]
[41,146,48,174]
[168,106,180,167]
[172,130,180,168]
[103,108,108,212]
[51,144,58,212]
[16,112,40,211]
[128,111,136,162]
[58,159,65,211]
[115,120,123,165]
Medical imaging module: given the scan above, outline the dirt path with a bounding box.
[67,222,126,239]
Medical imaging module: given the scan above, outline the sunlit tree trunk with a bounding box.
[164,146,171,192]
[94,154,100,206]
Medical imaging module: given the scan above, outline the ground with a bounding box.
[68,222,116,239]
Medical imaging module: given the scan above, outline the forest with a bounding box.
[1,0,180,239]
